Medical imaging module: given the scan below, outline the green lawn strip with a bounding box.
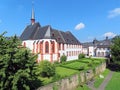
[78,58,91,63]
[61,61,87,70]
[60,58,104,71]
[78,58,105,65]
[94,69,110,88]
[56,66,79,77]
[75,84,91,90]
[105,72,120,90]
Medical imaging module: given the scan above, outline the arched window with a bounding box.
[39,42,43,53]
[63,44,64,50]
[67,51,68,56]
[98,52,100,57]
[59,43,61,50]
[72,51,74,56]
[69,51,71,56]
[45,41,49,53]
[52,41,55,53]
[105,52,109,56]
[36,43,38,53]
[102,52,104,57]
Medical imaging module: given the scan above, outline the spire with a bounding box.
[31,1,35,25]
[31,8,35,19]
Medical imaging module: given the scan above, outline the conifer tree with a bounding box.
[0,32,41,90]
[111,35,120,63]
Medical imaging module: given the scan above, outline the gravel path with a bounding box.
[87,71,113,90]
[97,71,113,90]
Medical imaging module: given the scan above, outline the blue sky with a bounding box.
[0,0,120,42]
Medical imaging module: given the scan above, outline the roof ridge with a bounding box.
[41,25,50,28]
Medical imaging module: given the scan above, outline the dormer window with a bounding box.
[58,37,61,41]
[52,33,54,37]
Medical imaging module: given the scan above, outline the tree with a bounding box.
[0,33,40,90]
[78,53,85,59]
[110,35,120,63]
[35,60,55,78]
[60,55,67,63]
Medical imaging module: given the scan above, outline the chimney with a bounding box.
[106,36,108,40]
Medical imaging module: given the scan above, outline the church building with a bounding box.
[20,8,82,62]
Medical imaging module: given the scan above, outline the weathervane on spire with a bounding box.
[31,0,35,25]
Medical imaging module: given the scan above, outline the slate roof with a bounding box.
[82,37,112,48]
[20,22,81,45]
[20,22,41,40]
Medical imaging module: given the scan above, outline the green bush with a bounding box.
[60,55,67,63]
[54,60,60,66]
[52,74,61,82]
[36,60,55,78]
[78,54,85,59]
[78,66,85,71]
[87,62,92,67]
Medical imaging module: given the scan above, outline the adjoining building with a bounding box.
[20,8,82,62]
[82,37,112,57]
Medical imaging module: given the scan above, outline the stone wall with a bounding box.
[37,62,106,90]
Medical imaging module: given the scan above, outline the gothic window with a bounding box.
[45,41,49,53]
[98,52,100,57]
[63,44,64,50]
[67,51,68,56]
[102,52,104,56]
[52,41,55,53]
[40,42,43,53]
[36,43,38,53]
[59,43,61,50]
[52,33,54,37]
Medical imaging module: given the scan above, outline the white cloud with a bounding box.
[75,22,85,30]
[108,8,120,18]
[103,32,116,38]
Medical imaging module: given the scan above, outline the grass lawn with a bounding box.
[61,61,87,70]
[38,58,106,86]
[75,85,91,90]
[39,66,79,85]
[56,66,79,77]
[94,69,110,88]
[61,58,105,71]
[105,71,120,90]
